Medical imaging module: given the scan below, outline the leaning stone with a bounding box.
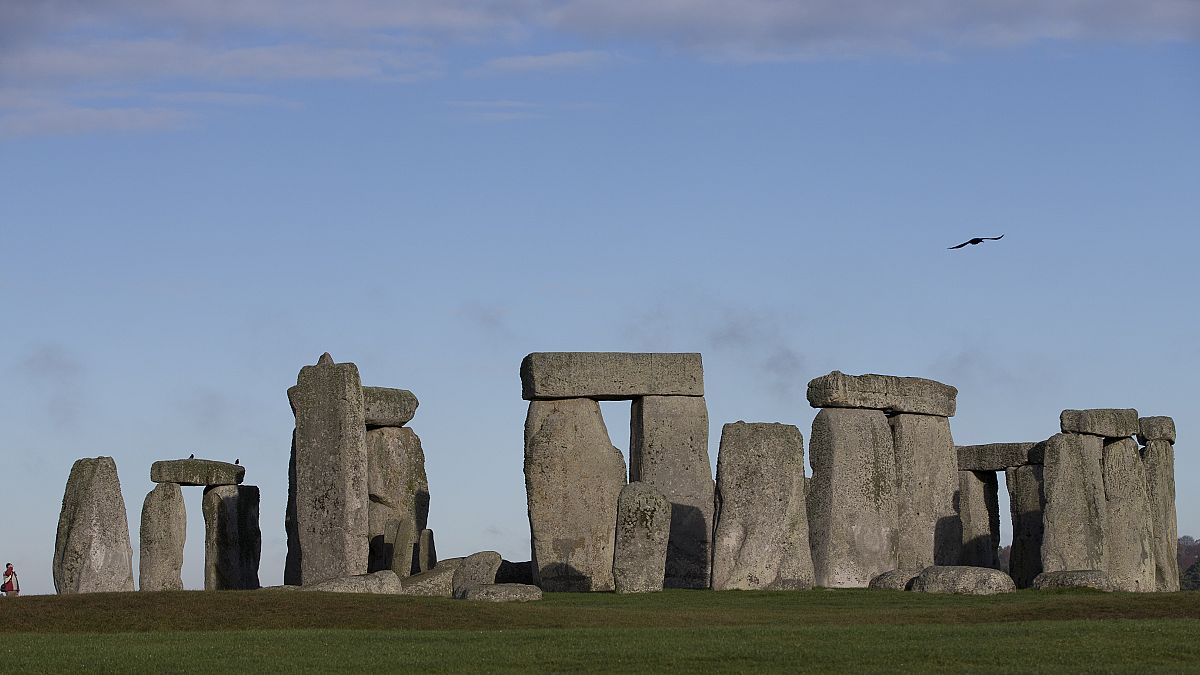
[365,426,429,574]
[287,353,369,585]
[1137,416,1176,445]
[452,551,503,597]
[416,529,437,573]
[363,386,419,427]
[520,352,704,400]
[712,422,813,590]
[808,409,897,587]
[53,457,136,594]
[629,395,713,589]
[910,566,1016,594]
[497,560,535,585]
[139,483,186,591]
[203,485,261,590]
[401,558,463,597]
[1006,464,1045,588]
[1143,439,1180,592]
[868,569,922,591]
[956,443,1043,471]
[958,471,1000,568]
[150,459,244,486]
[891,414,960,569]
[1102,438,1155,592]
[613,482,671,593]
[525,398,626,591]
[1059,409,1138,438]
[303,570,403,594]
[456,583,543,602]
[1032,569,1113,592]
[807,371,957,417]
[1041,433,1107,573]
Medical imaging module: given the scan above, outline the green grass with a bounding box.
[2,589,1198,673]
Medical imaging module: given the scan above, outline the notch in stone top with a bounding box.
[317,352,335,366]
[520,352,703,401]
[1059,409,1138,438]
[806,370,957,417]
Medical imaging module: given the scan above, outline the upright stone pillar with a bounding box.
[612,482,671,593]
[203,485,261,590]
[1006,464,1045,588]
[366,426,429,575]
[958,470,1000,568]
[1102,438,1155,592]
[1041,432,1107,573]
[890,414,960,568]
[53,457,136,594]
[1140,415,1179,591]
[629,395,713,589]
[140,482,186,591]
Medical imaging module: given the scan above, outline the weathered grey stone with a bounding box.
[303,570,403,594]
[456,583,543,602]
[1041,433,1107,573]
[958,471,1000,568]
[521,352,703,400]
[910,566,1016,595]
[868,569,922,591]
[1060,409,1138,438]
[452,551,503,597]
[203,485,261,590]
[363,386,419,427]
[956,443,1043,471]
[53,457,135,594]
[524,398,626,592]
[891,414,960,569]
[139,483,186,592]
[807,371,957,417]
[629,395,713,589]
[150,459,244,486]
[497,560,535,585]
[809,409,897,588]
[284,429,300,586]
[1102,438,1155,592]
[365,426,429,574]
[1032,569,1113,592]
[1143,439,1180,592]
[1006,464,1045,588]
[1137,416,1176,445]
[400,558,462,597]
[712,422,813,590]
[417,529,437,573]
[287,353,369,585]
[613,482,671,593]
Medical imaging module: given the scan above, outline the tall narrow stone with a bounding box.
[712,422,813,590]
[808,408,897,587]
[284,430,300,585]
[287,353,368,585]
[1006,463,1045,588]
[53,457,136,594]
[140,483,186,591]
[629,395,714,589]
[612,482,671,593]
[890,414,960,568]
[958,470,1000,568]
[1041,432,1107,573]
[1102,438,1155,592]
[203,485,261,590]
[524,398,626,591]
[365,426,429,575]
[417,529,437,573]
[1142,438,1179,592]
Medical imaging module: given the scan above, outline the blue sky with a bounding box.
[2,1,1198,594]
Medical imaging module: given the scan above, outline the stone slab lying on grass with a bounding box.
[400,558,462,597]
[956,443,1043,471]
[452,551,502,597]
[302,570,403,594]
[454,583,543,602]
[806,370,957,417]
[909,566,1015,595]
[151,459,244,486]
[363,386,419,427]
[520,352,704,400]
[1059,409,1138,438]
[1032,570,1112,592]
[1137,416,1176,445]
[868,569,921,591]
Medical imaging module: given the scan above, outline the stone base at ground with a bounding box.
[1032,570,1112,592]
[455,583,543,602]
[910,566,1016,595]
[868,569,922,591]
[400,559,463,597]
[302,570,403,594]
[452,551,503,597]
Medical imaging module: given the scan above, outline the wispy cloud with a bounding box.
[447,99,545,122]
[0,104,190,138]
[11,343,88,427]
[473,49,616,74]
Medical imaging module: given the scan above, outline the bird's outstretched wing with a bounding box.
[983,234,1004,241]
[947,240,971,249]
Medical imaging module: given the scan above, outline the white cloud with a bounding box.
[475,49,615,74]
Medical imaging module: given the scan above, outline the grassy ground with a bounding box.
[2,589,1198,673]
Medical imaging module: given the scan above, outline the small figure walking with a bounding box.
[2,563,19,597]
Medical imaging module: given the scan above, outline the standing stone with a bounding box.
[890,414,960,568]
[363,386,419,427]
[284,430,301,586]
[139,483,186,592]
[806,371,957,417]
[417,529,437,573]
[1041,433,1107,573]
[1143,438,1180,592]
[712,422,813,590]
[629,395,714,589]
[365,426,429,574]
[1006,464,1045,588]
[287,353,369,585]
[521,352,704,400]
[808,409,898,588]
[203,485,261,590]
[1102,438,1155,592]
[1059,409,1139,438]
[53,457,136,594]
[958,471,1000,568]
[524,398,626,592]
[612,482,671,594]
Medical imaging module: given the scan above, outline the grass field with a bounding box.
[2,588,1198,673]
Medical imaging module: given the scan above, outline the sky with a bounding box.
[1,1,1198,594]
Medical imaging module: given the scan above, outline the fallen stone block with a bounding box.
[1143,439,1180,592]
[1102,438,1155,592]
[303,570,403,594]
[868,569,922,591]
[520,352,704,400]
[956,443,1043,471]
[364,386,419,427]
[1032,569,1112,592]
[150,459,244,486]
[958,470,1000,569]
[910,566,1015,595]
[203,485,261,590]
[892,414,960,569]
[452,551,503,597]
[455,583,542,602]
[1060,409,1138,438]
[613,482,671,594]
[1006,464,1045,588]
[139,483,186,592]
[54,457,136,594]
[1041,433,1107,573]
[401,559,462,597]
[1137,416,1176,445]
[807,370,957,417]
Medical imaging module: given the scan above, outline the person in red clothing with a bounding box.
[2,563,18,597]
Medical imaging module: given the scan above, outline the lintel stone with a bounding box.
[521,352,703,400]
[151,459,245,486]
[956,442,1044,471]
[1059,409,1138,438]
[806,370,957,417]
[364,386,419,427]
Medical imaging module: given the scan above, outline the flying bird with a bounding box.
[948,234,1004,250]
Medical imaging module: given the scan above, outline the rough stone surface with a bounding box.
[808,409,897,588]
[1060,409,1138,438]
[958,471,1000,569]
[150,459,244,486]
[303,570,403,594]
[203,485,261,590]
[417,529,437,573]
[891,414,960,569]
[1102,438,1155,592]
[1143,439,1180,592]
[284,430,300,586]
[365,426,429,575]
[1006,464,1045,588]
[712,422,813,590]
[524,398,626,592]
[287,353,369,585]
[53,457,136,594]
[806,371,957,417]
[956,443,1043,471]
[629,395,713,589]
[400,559,462,597]
[496,560,535,585]
[456,583,543,602]
[910,566,1016,595]
[139,483,186,592]
[1032,569,1113,592]
[520,352,704,400]
[868,569,922,591]
[1137,416,1176,445]
[612,482,671,594]
[363,386,419,427]
[1041,433,1108,573]
[452,551,503,597]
